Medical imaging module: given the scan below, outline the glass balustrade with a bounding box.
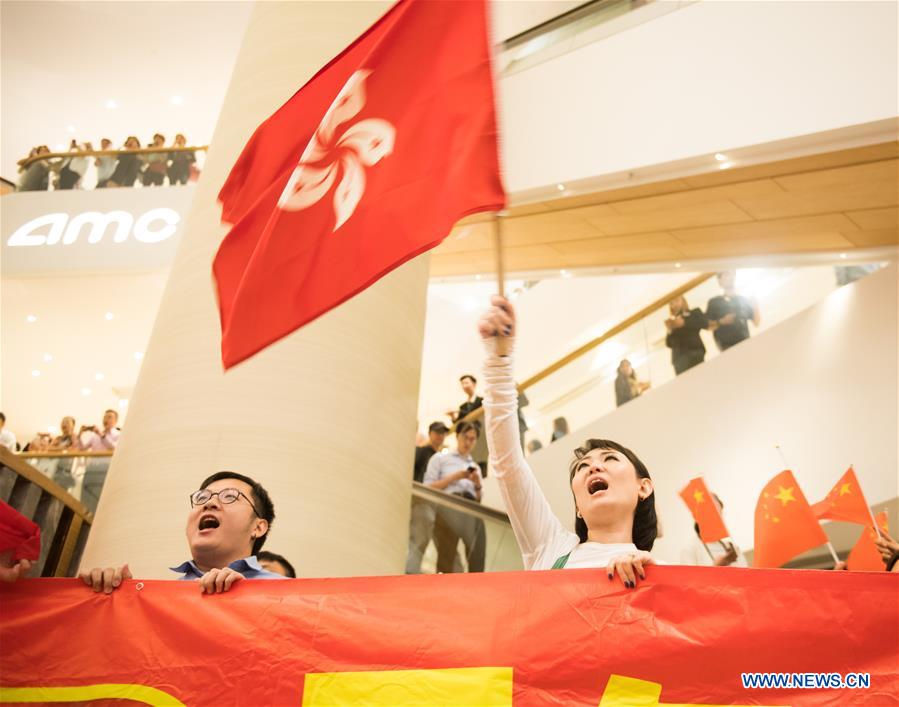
[18,451,112,515]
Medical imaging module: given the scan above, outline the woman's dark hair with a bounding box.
[459,374,477,385]
[256,550,296,578]
[199,471,275,555]
[567,438,657,551]
[455,420,481,438]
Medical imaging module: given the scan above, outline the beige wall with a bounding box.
[80,0,430,579]
[521,264,899,563]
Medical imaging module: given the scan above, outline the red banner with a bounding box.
[1,567,896,705]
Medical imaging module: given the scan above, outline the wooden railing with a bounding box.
[0,448,94,577]
[17,145,207,170]
[457,272,715,427]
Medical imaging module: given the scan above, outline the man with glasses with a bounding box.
[78,471,284,594]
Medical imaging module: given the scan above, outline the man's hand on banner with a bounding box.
[606,552,654,589]
[78,563,132,593]
[0,551,32,583]
[197,567,244,594]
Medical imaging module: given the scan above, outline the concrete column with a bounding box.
[80,1,428,578]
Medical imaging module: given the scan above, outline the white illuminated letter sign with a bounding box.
[133,208,180,244]
[63,211,134,244]
[7,213,67,247]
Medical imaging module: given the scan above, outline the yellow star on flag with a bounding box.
[838,483,852,496]
[693,490,704,504]
[774,486,796,506]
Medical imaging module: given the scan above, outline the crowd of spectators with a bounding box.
[16,134,197,192]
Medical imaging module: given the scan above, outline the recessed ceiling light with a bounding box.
[675,262,682,268]
[95,372,105,381]
[715,153,727,162]
[839,253,848,259]
[133,351,144,360]
[560,269,572,278]
[170,95,184,106]
[66,125,76,134]
[557,184,565,191]
[105,312,114,321]
[26,314,37,323]
[31,369,41,377]
[105,99,118,109]
[81,387,92,396]
[43,353,53,362]
[475,274,482,280]
[118,398,129,409]
[719,162,732,170]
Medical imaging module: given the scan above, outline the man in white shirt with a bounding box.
[423,421,486,572]
[95,138,116,188]
[81,409,120,451]
[0,413,16,452]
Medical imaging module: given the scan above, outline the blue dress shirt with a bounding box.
[169,555,286,580]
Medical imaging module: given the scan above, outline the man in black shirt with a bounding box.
[665,295,709,374]
[706,270,760,351]
[413,422,449,483]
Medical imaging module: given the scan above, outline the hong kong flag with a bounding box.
[214,0,505,368]
[753,470,828,568]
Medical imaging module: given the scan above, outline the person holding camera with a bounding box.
[419,421,486,572]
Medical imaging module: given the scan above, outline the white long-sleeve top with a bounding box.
[483,341,638,570]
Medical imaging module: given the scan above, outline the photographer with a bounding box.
[421,421,486,572]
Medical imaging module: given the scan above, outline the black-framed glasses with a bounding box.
[189,488,261,517]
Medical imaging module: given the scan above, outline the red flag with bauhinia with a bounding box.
[847,511,889,572]
[811,466,873,526]
[678,477,730,543]
[0,499,40,562]
[753,470,828,568]
[213,0,505,368]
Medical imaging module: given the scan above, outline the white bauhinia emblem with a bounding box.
[278,70,395,231]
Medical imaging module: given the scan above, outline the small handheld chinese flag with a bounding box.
[811,466,873,526]
[214,0,505,368]
[678,477,730,543]
[846,511,889,572]
[0,499,40,562]
[753,470,828,568]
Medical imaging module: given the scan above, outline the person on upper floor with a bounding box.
[705,270,760,351]
[478,296,658,588]
[614,359,650,408]
[95,138,116,188]
[80,409,120,451]
[50,416,82,451]
[79,471,284,593]
[17,146,51,192]
[142,133,169,186]
[167,133,196,185]
[0,413,16,452]
[665,295,709,375]
[107,136,142,187]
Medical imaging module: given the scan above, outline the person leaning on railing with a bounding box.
[141,133,169,186]
[478,296,659,588]
[17,146,51,192]
[106,136,142,188]
[167,133,196,185]
[95,138,116,188]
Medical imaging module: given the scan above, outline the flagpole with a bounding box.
[701,542,716,563]
[494,211,506,298]
[824,541,841,566]
[853,463,884,540]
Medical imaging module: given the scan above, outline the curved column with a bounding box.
[80,0,427,578]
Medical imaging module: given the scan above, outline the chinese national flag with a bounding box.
[811,466,873,526]
[753,470,828,568]
[847,511,889,572]
[678,477,730,543]
[0,500,40,562]
[213,0,505,368]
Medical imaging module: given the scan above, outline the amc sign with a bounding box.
[7,208,180,247]
[1,187,194,275]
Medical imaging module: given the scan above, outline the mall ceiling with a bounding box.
[433,140,899,276]
[0,0,584,180]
